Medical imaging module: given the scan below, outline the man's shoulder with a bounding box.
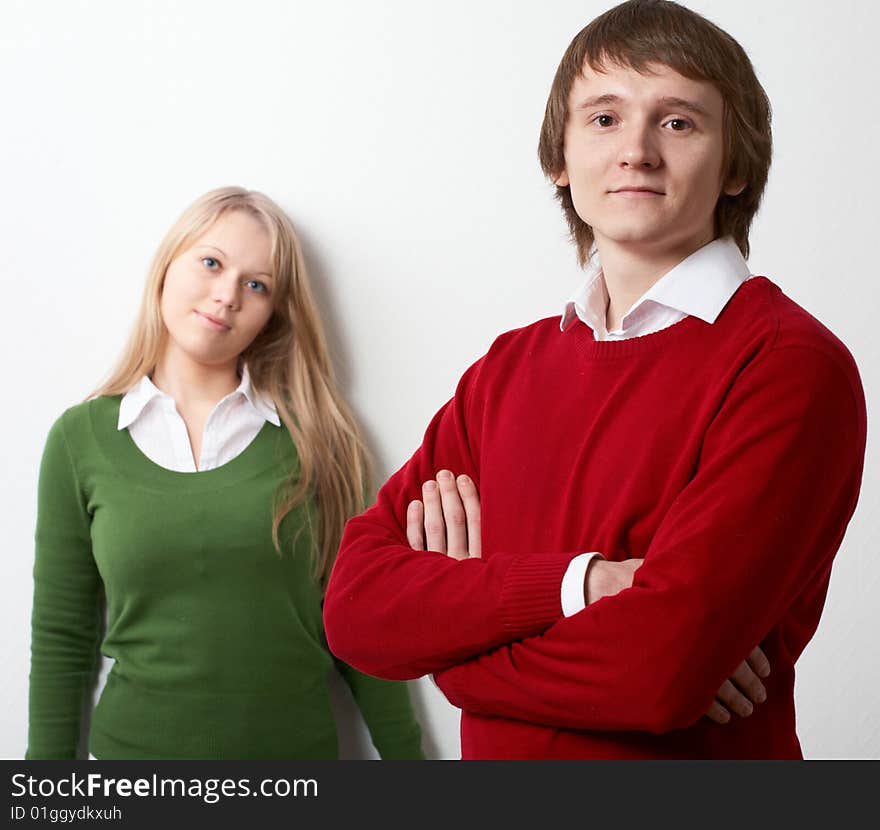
[750,278,858,378]
[483,315,565,359]
[451,316,565,398]
[726,277,862,397]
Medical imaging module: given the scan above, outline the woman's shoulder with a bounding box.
[48,395,121,449]
[55,394,120,426]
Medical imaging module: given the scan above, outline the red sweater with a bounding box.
[324,277,866,759]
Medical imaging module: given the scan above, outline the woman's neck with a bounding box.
[151,346,241,413]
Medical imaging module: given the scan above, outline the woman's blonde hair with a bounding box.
[92,186,369,589]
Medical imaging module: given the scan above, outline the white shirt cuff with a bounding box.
[561,552,604,617]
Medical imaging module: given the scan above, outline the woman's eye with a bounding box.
[594,114,615,127]
[245,279,268,294]
[202,257,220,269]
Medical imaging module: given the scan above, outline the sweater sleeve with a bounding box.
[335,659,426,759]
[323,354,584,680]
[433,345,867,733]
[27,414,102,759]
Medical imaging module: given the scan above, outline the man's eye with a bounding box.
[202,257,220,269]
[665,118,692,131]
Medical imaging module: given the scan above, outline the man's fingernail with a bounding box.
[755,688,766,703]
[424,481,437,492]
[437,470,453,481]
[742,703,753,716]
[458,475,470,485]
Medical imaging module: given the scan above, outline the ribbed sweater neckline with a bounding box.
[564,276,772,360]
[87,395,284,492]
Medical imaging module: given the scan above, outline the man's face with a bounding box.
[557,61,744,257]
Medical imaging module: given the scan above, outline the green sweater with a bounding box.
[27,395,424,760]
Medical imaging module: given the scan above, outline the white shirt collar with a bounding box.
[237,364,281,426]
[118,363,280,430]
[560,236,751,335]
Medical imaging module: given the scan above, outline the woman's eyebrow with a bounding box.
[196,244,272,278]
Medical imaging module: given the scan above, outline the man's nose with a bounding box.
[617,121,661,169]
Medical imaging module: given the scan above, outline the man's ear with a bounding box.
[724,178,747,197]
[555,169,570,187]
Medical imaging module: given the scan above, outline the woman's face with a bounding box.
[160,210,275,370]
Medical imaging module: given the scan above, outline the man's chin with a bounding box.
[592,226,668,250]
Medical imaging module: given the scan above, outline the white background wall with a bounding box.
[1,0,877,759]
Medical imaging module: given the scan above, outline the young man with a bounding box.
[323,0,866,759]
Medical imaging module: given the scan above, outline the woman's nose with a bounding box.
[213,273,242,309]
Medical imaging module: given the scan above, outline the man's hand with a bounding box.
[408,472,770,723]
[406,469,481,559]
[704,646,771,724]
[585,557,645,604]
[584,558,770,724]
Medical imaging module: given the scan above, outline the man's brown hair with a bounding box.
[538,0,772,266]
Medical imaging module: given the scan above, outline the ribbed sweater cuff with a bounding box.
[499,552,582,637]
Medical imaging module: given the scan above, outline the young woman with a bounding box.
[26,187,424,760]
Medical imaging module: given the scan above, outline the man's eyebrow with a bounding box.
[658,96,711,117]
[196,244,273,278]
[574,93,712,118]
[574,93,621,111]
